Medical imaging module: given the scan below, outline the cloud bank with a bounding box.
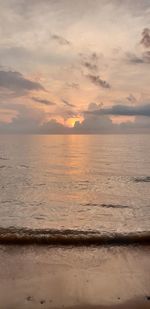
[0,102,149,134]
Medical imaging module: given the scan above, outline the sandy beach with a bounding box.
[0,245,149,309]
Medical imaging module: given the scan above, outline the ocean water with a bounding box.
[0,134,150,242]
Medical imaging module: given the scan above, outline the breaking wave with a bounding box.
[0,227,149,246]
[134,176,150,183]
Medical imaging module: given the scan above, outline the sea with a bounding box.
[0,134,150,244]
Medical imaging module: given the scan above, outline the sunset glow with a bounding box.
[65,117,84,128]
[0,0,149,134]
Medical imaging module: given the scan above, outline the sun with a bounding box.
[66,116,83,128]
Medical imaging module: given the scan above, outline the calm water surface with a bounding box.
[0,134,150,234]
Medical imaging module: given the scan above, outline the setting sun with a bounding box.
[66,116,84,128]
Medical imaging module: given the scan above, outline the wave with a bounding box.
[83,203,129,209]
[0,227,149,246]
[134,176,150,183]
[0,157,8,161]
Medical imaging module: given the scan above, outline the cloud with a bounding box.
[74,115,113,134]
[51,34,70,46]
[80,52,99,72]
[62,99,75,108]
[63,109,78,120]
[73,102,113,133]
[40,119,69,134]
[126,94,137,103]
[119,116,150,133]
[0,104,46,133]
[0,103,70,134]
[140,28,150,48]
[0,102,150,134]
[75,102,150,134]
[0,70,45,96]
[0,101,110,134]
[83,62,98,71]
[86,103,150,117]
[0,1,150,134]
[87,74,111,89]
[88,102,103,111]
[143,51,150,62]
[126,53,144,64]
[126,52,150,64]
[66,82,79,89]
[31,97,56,106]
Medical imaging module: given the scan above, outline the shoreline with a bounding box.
[0,227,150,246]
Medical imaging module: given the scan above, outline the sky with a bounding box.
[0,0,150,134]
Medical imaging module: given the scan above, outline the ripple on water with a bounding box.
[134,176,150,183]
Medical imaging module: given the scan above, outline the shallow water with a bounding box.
[0,245,149,308]
[0,134,150,238]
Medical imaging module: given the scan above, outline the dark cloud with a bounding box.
[62,99,75,108]
[64,110,77,117]
[40,119,70,134]
[76,102,150,134]
[51,34,70,46]
[73,102,114,134]
[83,62,98,71]
[0,70,45,96]
[31,97,56,106]
[74,115,113,134]
[87,74,111,89]
[91,52,99,61]
[60,108,78,120]
[88,102,103,111]
[126,52,150,64]
[86,103,150,117]
[140,28,150,48]
[80,52,99,72]
[126,53,144,64]
[126,94,137,103]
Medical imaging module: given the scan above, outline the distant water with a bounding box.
[0,134,150,243]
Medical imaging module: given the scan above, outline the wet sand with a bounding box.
[0,245,149,309]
